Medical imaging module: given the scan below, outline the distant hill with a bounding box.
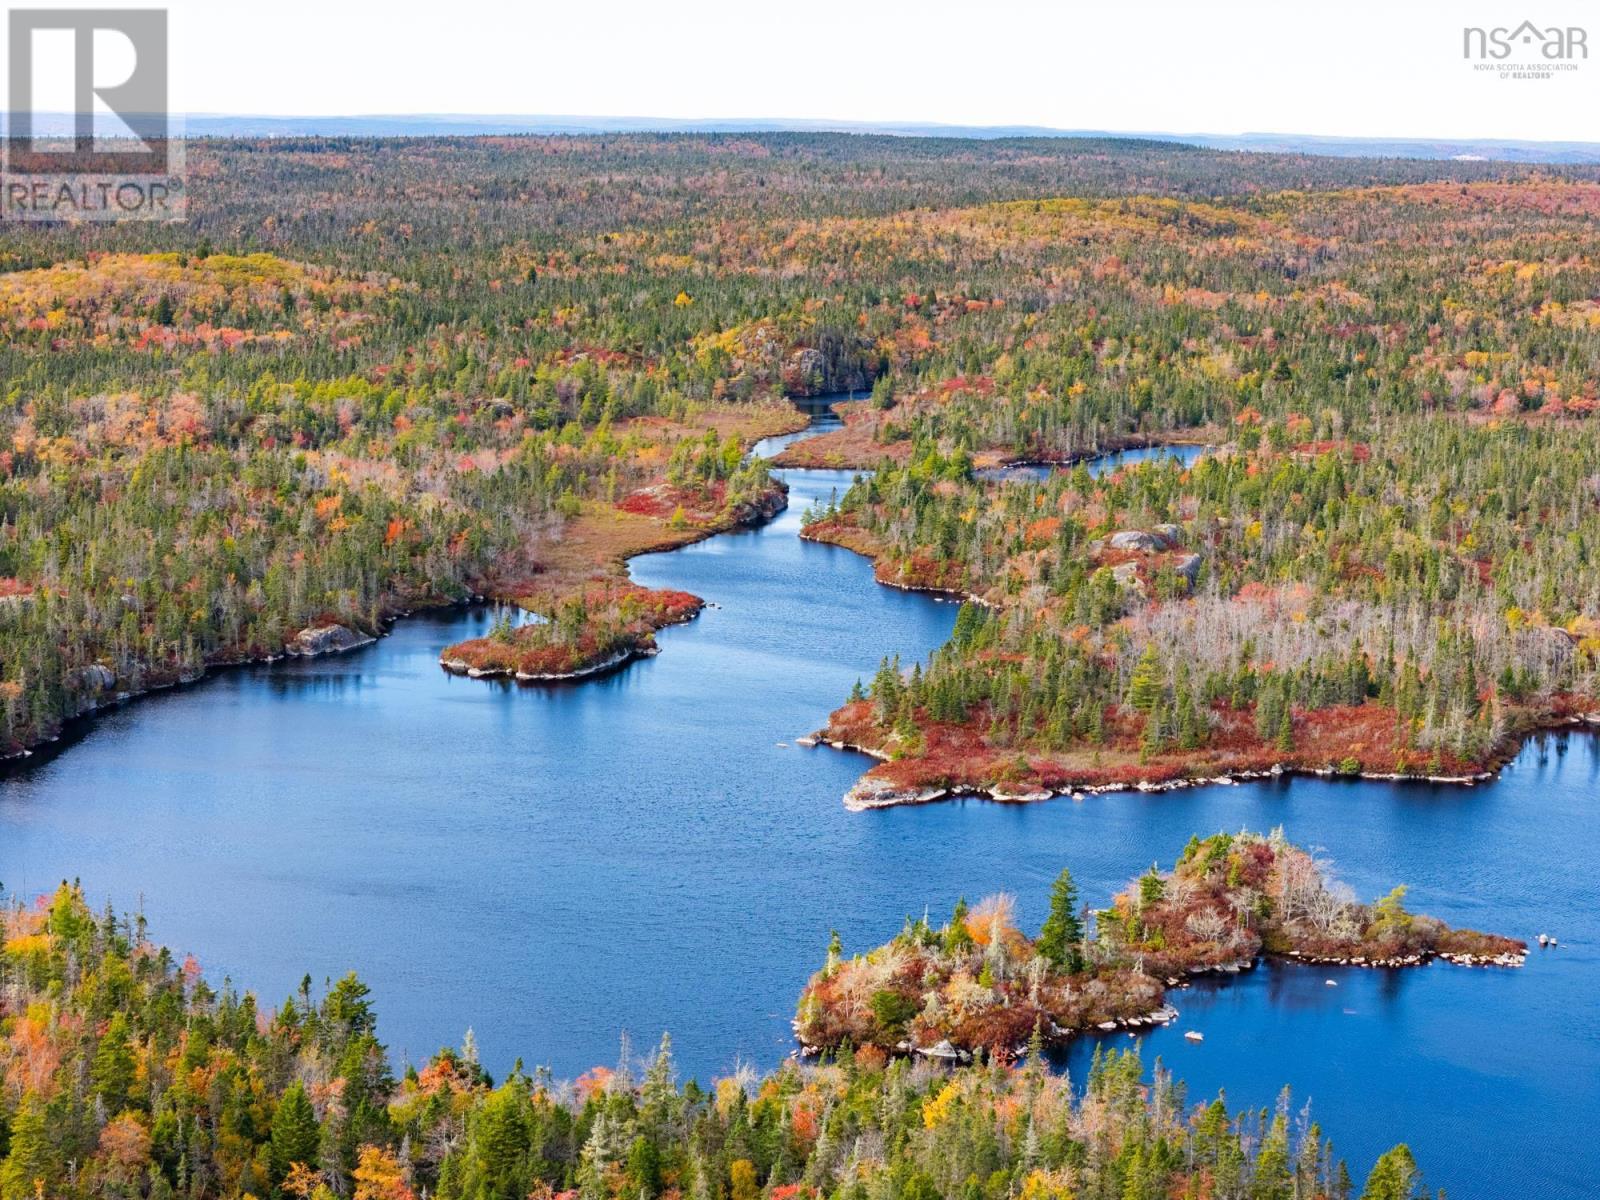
[1180,131,1600,164]
[15,112,1600,162]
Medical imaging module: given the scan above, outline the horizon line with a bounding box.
[168,114,1600,147]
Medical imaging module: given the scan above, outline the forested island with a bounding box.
[795,830,1522,1058]
[0,879,1436,1200]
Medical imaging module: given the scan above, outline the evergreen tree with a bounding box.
[944,897,974,953]
[1251,1114,1293,1200]
[1037,868,1084,971]
[1128,644,1164,713]
[1177,684,1204,750]
[458,1084,534,1200]
[1360,1146,1420,1200]
[270,1081,322,1187]
[1140,702,1167,761]
[1275,705,1295,753]
[0,1092,58,1200]
[91,1011,137,1113]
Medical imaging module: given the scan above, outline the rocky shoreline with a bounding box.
[283,623,378,658]
[980,436,1217,476]
[802,718,1600,811]
[794,934,1527,1061]
[5,477,790,758]
[1,404,810,765]
[826,759,1496,812]
[0,614,420,764]
[796,525,994,608]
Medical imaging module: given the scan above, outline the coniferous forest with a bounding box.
[3,137,1599,761]
[4,133,1599,1200]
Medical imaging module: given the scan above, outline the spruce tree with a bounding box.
[1037,868,1084,971]
[91,1011,137,1112]
[1252,1113,1292,1200]
[1127,644,1164,713]
[0,1092,58,1200]
[1359,1145,1419,1200]
[944,897,974,954]
[270,1081,321,1186]
[1177,685,1203,749]
[1140,702,1167,762]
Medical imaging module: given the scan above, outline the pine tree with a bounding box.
[0,1092,58,1200]
[1359,1145,1419,1200]
[92,1011,137,1112]
[1037,868,1084,971]
[944,897,974,954]
[1140,702,1167,762]
[1177,684,1204,749]
[270,1081,321,1187]
[1127,644,1164,713]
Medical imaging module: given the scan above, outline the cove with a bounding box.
[0,406,1593,1200]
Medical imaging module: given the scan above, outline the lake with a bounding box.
[0,406,1593,1200]
[975,442,1210,483]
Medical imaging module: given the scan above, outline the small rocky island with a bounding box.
[794,830,1524,1059]
[440,583,704,680]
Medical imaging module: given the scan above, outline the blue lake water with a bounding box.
[976,443,1209,483]
[0,408,1594,1199]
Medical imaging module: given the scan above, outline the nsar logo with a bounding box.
[1462,20,1588,60]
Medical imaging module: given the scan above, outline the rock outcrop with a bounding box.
[285,623,375,658]
[73,663,117,693]
[1110,561,1143,591]
[1109,530,1163,553]
[843,775,950,811]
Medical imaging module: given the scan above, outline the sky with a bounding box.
[10,0,1600,141]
